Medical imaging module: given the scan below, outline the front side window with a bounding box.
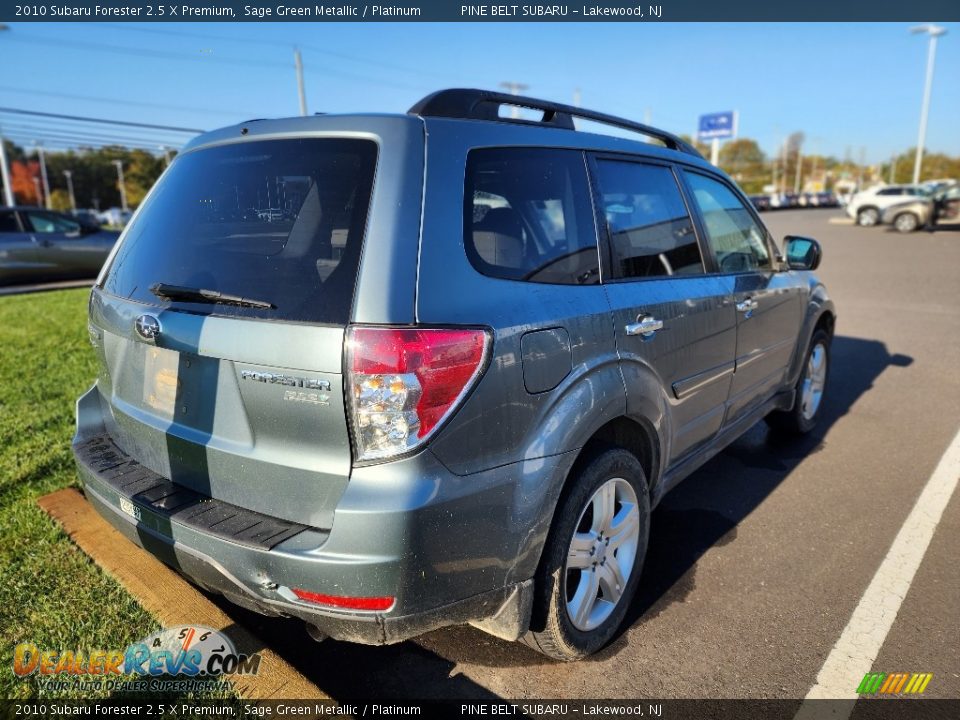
[101,138,377,324]
[24,211,80,234]
[683,171,772,273]
[593,160,703,279]
[464,148,599,285]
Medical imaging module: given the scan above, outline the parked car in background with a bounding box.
[817,192,838,208]
[73,88,835,661]
[845,184,928,226]
[98,207,133,227]
[0,207,120,286]
[71,209,103,231]
[881,184,960,232]
[749,194,771,211]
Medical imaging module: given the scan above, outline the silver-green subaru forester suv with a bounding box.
[74,89,834,660]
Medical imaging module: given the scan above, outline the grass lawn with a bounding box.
[0,288,159,698]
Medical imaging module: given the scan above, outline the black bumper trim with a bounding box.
[74,434,309,550]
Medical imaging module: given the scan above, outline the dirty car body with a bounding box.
[74,90,835,659]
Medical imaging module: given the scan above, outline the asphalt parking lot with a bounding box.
[211,209,960,700]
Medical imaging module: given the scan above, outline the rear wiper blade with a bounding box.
[149,283,275,309]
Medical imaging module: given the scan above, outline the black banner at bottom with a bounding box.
[2,699,959,720]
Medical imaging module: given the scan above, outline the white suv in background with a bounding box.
[846,184,928,226]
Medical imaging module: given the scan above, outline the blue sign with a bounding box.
[698,112,737,140]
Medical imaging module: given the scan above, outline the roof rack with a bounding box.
[408,88,702,158]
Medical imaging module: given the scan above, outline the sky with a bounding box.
[1,21,957,163]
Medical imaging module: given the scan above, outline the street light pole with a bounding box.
[63,170,76,211]
[910,24,947,185]
[794,141,803,194]
[36,142,51,209]
[112,160,128,212]
[499,81,529,119]
[294,48,308,116]
[0,130,13,206]
[0,25,13,207]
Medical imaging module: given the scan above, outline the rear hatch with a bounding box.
[90,136,378,529]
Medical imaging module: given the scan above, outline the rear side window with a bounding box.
[102,138,377,324]
[593,160,703,279]
[0,211,19,233]
[464,148,599,285]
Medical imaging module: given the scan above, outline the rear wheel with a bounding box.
[767,329,831,435]
[523,447,650,661]
[857,207,880,226]
[893,212,919,233]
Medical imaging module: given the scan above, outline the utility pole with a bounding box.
[794,140,803,194]
[910,24,947,185]
[499,81,529,118]
[889,153,897,183]
[36,143,51,209]
[0,129,13,206]
[159,146,172,166]
[294,48,308,116]
[112,160,128,212]
[573,88,581,107]
[63,170,76,211]
[780,138,788,195]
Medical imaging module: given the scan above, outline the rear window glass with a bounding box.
[464,148,599,285]
[101,138,377,324]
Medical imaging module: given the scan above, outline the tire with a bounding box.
[766,329,831,435]
[893,212,919,233]
[523,446,650,661]
[856,207,880,226]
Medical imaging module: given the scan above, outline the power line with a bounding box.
[90,22,456,83]
[0,85,258,119]
[0,108,203,133]
[2,127,187,151]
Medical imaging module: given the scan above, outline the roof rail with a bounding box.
[408,88,702,158]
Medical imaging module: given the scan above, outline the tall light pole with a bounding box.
[112,159,128,212]
[63,170,76,211]
[910,24,947,185]
[0,131,13,207]
[0,25,12,207]
[793,140,803,194]
[294,48,307,116]
[499,81,529,119]
[35,142,51,209]
[159,145,172,166]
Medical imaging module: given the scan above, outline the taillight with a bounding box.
[346,326,490,462]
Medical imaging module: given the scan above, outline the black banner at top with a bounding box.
[1,0,959,22]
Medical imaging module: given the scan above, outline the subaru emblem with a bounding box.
[134,314,161,342]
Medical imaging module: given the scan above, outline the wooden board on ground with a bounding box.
[38,487,324,700]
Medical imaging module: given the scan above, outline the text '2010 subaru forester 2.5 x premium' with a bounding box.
[74,89,835,661]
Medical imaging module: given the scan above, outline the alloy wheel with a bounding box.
[564,477,641,631]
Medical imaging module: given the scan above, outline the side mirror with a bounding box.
[783,235,822,271]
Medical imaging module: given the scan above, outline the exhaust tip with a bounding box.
[305,623,328,643]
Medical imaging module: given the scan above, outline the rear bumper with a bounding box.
[73,384,567,644]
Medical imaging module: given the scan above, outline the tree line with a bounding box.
[3,138,958,211]
[3,140,170,212]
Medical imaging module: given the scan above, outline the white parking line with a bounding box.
[794,427,960,716]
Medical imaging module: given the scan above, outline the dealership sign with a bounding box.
[698,111,737,141]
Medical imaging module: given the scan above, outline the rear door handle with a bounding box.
[736,298,759,313]
[625,315,663,338]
